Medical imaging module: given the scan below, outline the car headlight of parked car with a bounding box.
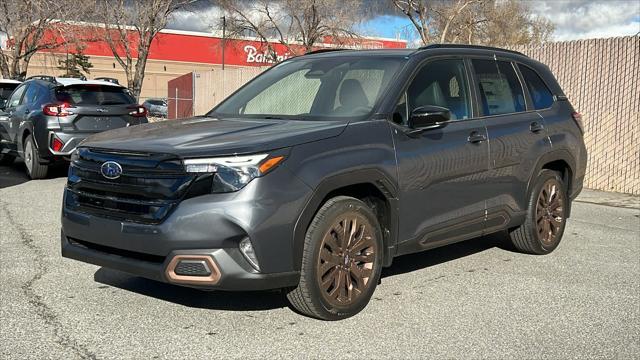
[183,154,285,193]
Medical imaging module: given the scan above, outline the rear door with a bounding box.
[55,85,143,133]
[471,58,551,230]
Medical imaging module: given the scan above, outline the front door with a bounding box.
[392,58,490,252]
[0,83,27,144]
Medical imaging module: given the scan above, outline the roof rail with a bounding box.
[59,75,87,81]
[25,75,57,82]
[95,77,119,84]
[419,44,527,57]
[305,48,352,55]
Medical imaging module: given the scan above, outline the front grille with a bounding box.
[66,147,212,224]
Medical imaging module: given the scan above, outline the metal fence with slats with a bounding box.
[511,36,639,195]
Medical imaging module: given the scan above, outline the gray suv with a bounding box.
[61,45,587,320]
[0,77,148,178]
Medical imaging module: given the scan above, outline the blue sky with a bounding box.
[359,15,412,39]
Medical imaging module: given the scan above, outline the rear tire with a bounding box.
[287,196,383,320]
[509,169,568,254]
[23,135,48,179]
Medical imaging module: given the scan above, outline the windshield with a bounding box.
[211,56,406,120]
[55,85,135,106]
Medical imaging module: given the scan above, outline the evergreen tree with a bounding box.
[57,48,93,79]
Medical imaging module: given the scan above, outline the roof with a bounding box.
[0,79,22,84]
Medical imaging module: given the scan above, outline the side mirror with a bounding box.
[408,105,451,130]
[0,99,6,111]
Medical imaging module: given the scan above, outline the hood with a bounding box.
[82,116,348,157]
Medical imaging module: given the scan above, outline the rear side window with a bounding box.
[55,85,135,106]
[24,84,49,109]
[472,59,525,115]
[519,65,554,109]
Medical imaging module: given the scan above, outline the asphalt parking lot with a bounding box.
[1,161,639,359]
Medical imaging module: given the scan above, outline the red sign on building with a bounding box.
[37,23,407,67]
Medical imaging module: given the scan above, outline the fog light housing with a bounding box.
[239,238,260,271]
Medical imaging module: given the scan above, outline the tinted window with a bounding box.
[6,84,27,108]
[519,65,554,109]
[394,59,471,125]
[473,59,525,115]
[0,84,19,101]
[23,84,49,108]
[55,85,135,105]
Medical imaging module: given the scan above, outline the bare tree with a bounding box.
[0,0,88,79]
[219,0,364,60]
[392,0,435,45]
[392,0,554,47]
[96,0,195,100]
[479,0,554,46]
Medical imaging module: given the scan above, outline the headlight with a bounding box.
[183,153,285,193]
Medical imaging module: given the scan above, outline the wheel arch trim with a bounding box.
[292,169,399,271]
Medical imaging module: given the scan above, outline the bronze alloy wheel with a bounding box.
[535,178,565,245]
[317,212,377,307]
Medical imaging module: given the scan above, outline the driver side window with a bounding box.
[393,59,471,125]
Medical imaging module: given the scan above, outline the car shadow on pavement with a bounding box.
[0,160,69,189]
[93,268,289,311]
[93,232,514,311]
[382,231,514,279]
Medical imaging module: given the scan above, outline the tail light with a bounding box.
[43,103,72,116]
[128,105,147,117]
[51,136,64,152]
[572,112,584,134]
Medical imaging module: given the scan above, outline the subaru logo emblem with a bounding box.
[100,161,122,179]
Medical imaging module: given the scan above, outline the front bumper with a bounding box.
[60,164,311,290]
[61,232,299,290]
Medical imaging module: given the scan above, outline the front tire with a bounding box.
[509,169,568,254]
[23,135,48,179]
[287,196,383,320]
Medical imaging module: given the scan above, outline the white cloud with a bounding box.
[531,0,640,41]
[168,6,225,33]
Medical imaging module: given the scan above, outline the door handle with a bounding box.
[467,131,487,143]
[530,121,544,133]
